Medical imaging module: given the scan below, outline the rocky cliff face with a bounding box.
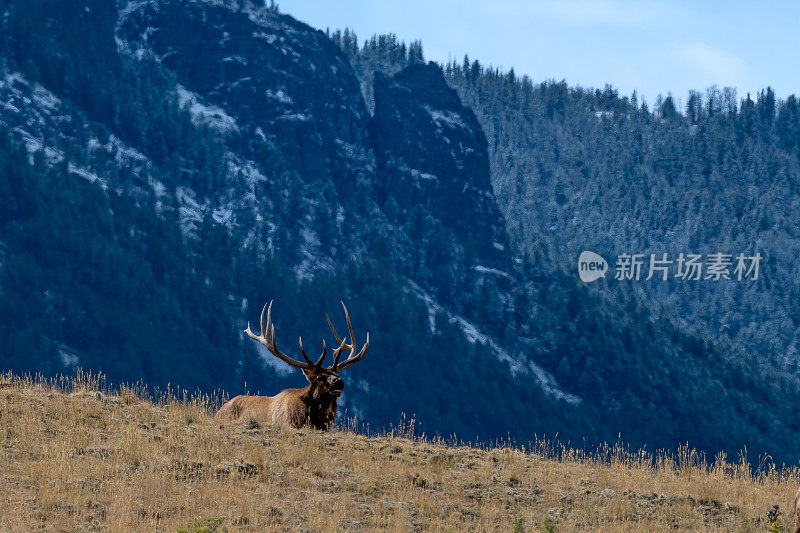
[118,1,375,195]
[373,63,507,267]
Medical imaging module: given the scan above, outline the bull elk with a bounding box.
[216,300,369,429]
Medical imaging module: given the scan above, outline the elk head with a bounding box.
[244,300,369,401]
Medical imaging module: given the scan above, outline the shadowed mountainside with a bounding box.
[1,0,800,463]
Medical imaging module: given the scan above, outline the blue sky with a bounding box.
[279,0,799,107]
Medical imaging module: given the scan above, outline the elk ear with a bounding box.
[301,368,313,382]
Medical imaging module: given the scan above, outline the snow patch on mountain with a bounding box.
[15,131,65,165]
[266,89,292,104]
[473,265,513,280]
[88,135,149,165]
[407,281,581,404]
[294,227,333,283]
[276,113,312,122]
[116,0,150,26]
[212,206,234,228]
[176,186,206,239]
[58,345,80,368]
[176,85,239,134]
[397,164,438,184]
[69,164,107,191]
[252,342,294,377]
[227,159,268,187]
[424,105,466,130]
[1,73,71,164]
[31,85,61,112]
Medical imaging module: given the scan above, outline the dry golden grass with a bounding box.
[0,370,798,532]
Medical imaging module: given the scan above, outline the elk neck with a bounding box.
[300,383,339,430]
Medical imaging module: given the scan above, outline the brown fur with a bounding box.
[216,369,342,430]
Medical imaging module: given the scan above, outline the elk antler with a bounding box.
[326,313,349,367]
[299,336,327,367]
[326,301,369,371]
[245,301,314,370]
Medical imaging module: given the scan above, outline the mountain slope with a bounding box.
[445,64,800,373]
[2,0,800,463]
[334,28,800,460]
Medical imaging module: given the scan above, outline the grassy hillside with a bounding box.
[0,372,798,532]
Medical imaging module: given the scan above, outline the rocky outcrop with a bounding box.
[117,1,376,194]
[373,63,508,268]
